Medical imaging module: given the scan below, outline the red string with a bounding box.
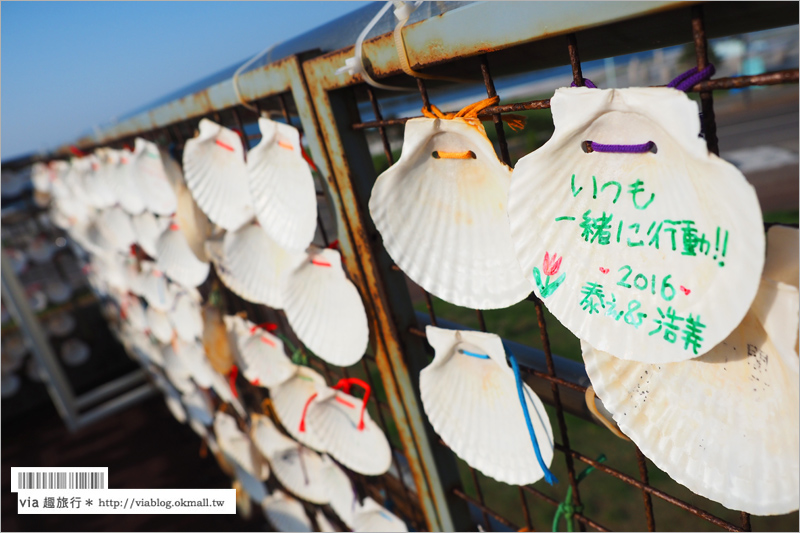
[311,259,332,267]
[229,365,239,398]
[327,240,340,250]
[298,392,319,433]
[69,146,86,158]
[300,144,318,172]
[332,378,370,431]
[215,139,234,152]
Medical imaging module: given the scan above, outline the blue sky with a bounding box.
[1,1,368,161]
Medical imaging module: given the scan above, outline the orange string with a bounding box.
[277,140,294,151]
[420,95,526,131]
[433,150,475,160]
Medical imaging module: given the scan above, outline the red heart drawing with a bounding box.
[680,286,691,295]
[599,267,609,274]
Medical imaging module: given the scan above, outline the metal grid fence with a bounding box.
[39,2,799,531]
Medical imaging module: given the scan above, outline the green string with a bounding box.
[274,332,308,366]
[552,454,606,532]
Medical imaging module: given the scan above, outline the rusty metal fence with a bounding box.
[48,1,798,531]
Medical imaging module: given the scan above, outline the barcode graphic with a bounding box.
[17,471,105,490]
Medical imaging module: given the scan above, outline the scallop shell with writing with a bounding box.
[247,118,317,252]
[421,326,555,485]
[508,87,764,363]
[583,228,799,515]
[369,117,531,309]
[283,248,368,366]
[182,119,254,231]
[270,366,326,452]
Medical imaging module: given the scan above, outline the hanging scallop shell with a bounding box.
[232,319,296,388]
[261,490,313,533]
[31,162,51,193]
[305,382,392,476]
[270,366,327,452]
[162,342,196,394]
[214,411,270,480]
[130,328,164,366]
[316,509,336,533]
[155,222,210,288]
[82,155,117,209]
[352,498,408,533]
[46,312,76,337]
[182,119,254,231]
[508,87,764,363]
[133,138,177,215]
[98,206,137,254]
[131,211,170,259]
[321,455,357,528]
[121,294,148,331]
[168,286,204,342]
[111,149,146,215]
[247,117,317,252]
[164,389,188,423]
[139,261,174,312]
[251,414,330,504]
[60,339,91,366]
[160,152,212,262]
[44,280,72,304]
[207,368,247,419]
[421,326,555,485]
[234,463,268,504]
[173,338,217,389]
[583,227,799,516]
[213,222,306,308]
[202,304,234,375]
[182,386,214,426]
[146,306,174,344]
[283,248,368,367]
[369,117,531,310]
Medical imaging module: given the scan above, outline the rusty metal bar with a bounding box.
[740,511,752,532]
[635,447,656,532]
[479,55,511,164]
[567,33,585,87]
[692,4,719,156]
[453,488,519,530]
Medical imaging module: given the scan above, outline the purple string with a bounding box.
[586,141,655,154]
[667,64,716,92]
[570,78,597,88]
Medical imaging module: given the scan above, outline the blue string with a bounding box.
[508,351,558,485]
[459,349,490,359]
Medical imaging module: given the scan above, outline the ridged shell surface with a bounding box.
[155,223,210,287]
[82,156,117,209]
[237,326,296,388]
[133,138,177,215]
[168,287,203,342]
[214,411,270,480]
[176,338,217,389]
[219,223,306,308]
[183,119,254,231]
[247,118,317,252]
[98,206,137,254]
[146,306,174,344]
[508,87,764,363]
[270,366,327,452]
[421,326,555,485]
[283,248,368,366]
[306,387,391,476]
[583,226,799,516]
[162,342,195,393]
[321,455,356,527]
[111,150,146,215]
[164,153,211,262]
[262,490,312,532]
[131,211,170,259]
[369,117,530,309]
[251,415,329,504]
[352,498,408,533]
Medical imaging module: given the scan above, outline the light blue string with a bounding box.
[509,351,558,485]
[459,349,490,359]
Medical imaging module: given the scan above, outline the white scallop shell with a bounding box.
[31,162,51,193]
[111,149,146,215]
[421,326,555,485]
[262,490,312,532]
[234,463,268,504]
[60,339,91,366]
[316,509,336,532]
[82,156,117,209]
[47,312,76,337]
[321,455,356,528]
[182,386,214,426]
[213,222,306,308]
[139,261,174,311]
[133,138,177,215]
[214,411,270,480]
[164,390,187,423]
[251,414,330,504]
[174,338,217,389]
[270,366,327,452]
[131,211,170,259]
[247,118,317,252]
[353,498,408,533]
[162,342,195,394]
[164,153,212,262]
[168,287,204,342]
[146,306,174,344]
[122,294,148,332]
[508,87,765,363]
[155,223,210,287]
[182,119,254,231]
[98,206,137,254]
[283,248,368,366]
[369,116,531,309]
[130,329,164,366]
[306,385,391,476]
[236,322,296,388]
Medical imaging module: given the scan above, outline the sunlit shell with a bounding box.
[155,223,210,287]
[162,341,195,394]
[369,117,531,309]
[214,222,306,308]
[44,280,72,304]
[121,294,148,331]
[27,238,55,264]
[270,365,327,452]
[139,261,174,311]
[202,305,235,375]
[98,206,137,254]
[262,490,313,533]
[164,389,187,423]
[508,87,764,363]
[247,117,317,252]
[162,152,212,262]
[421,326,555,485]
[110,149,146,215]
[61,338,91,366]
[352,498,408,533]
[46,311,76,337]
[31,162,51,193]
[234,319,296,388]
[146,306,174,344]
[283,248,368,367]
[174,338,217,389]
[234,463,268,504]
[183,386,214,426]
[82,155,117,209]
[182,119,254,231]
[233,479,252,519]
[321,455,356,528]
[168,286,204,342]
[316,509,336,532]
[214,411,270,480]
[306,385,391,476]
[131,211,170,259]
[584,229,799,515]
[251,414,330,504]
[133,138,177,215]
[1,374,21,398]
